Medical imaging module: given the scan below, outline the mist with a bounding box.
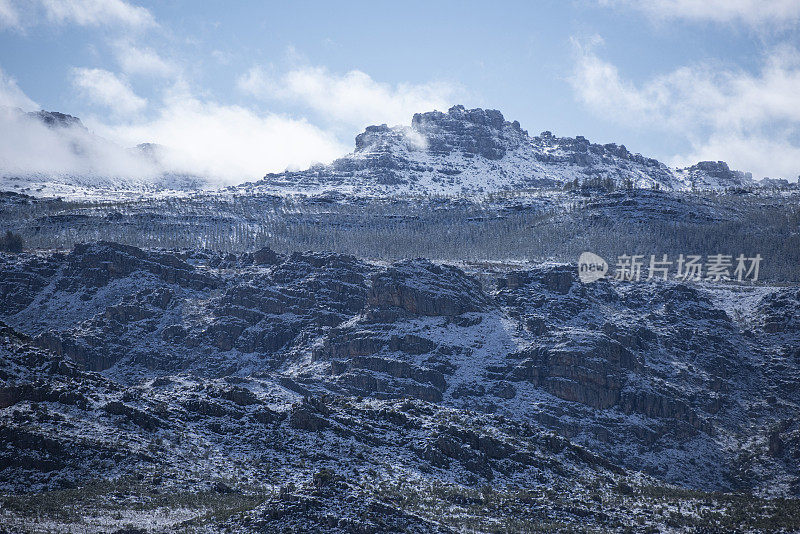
[0,107,160,184]
[0,101,349,188]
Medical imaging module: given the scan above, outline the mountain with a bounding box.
[0,105,777,199]
[1,242,799,530]
[1,105,799,531]
[242,105,757,195]
[27,109,86,129]
[675,160,754,190]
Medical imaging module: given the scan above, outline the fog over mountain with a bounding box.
[0,107,159,181]
[0,104,344,190]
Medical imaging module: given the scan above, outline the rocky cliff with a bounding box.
[244,105,756,195]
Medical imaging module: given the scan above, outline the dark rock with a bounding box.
[369,260,491,316]
[253,247,281,265]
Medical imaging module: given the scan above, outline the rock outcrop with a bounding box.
[244,105,756,195]
[680,160,754,189]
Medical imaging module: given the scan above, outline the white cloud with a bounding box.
[0,0,21,30]
[0,0,154,31]
[0,66,38,109]
[72,67,147,115]
[39,0,154,28]
[0,74,346,184]
[598,0,800,28]
[570,37,800,179]
[238,65,461,127]
[113,42,176,78]
[92,88,347,183]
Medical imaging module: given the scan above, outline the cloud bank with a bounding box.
[0,107,159,180]
[92,88,348,183]
[571,37,800,179]
[1,66,349,185]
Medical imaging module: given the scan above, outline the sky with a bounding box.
[0,0,799,183]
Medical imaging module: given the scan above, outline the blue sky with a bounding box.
[1,0,799,182]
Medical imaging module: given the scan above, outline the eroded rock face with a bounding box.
[7,324,680,531]
[0,253,63,315]
[759,288,800,334]
[511,333,637,409]
[1,243,799,496]
[63,241,218,291]
[497,264,578,294]
[682,160,753,189]
[309,259,494,402]
[2,244,374,373]
[368,259,492,316]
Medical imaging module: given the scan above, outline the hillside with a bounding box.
[2,243,800,531]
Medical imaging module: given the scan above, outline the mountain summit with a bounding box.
[247,105,755,195]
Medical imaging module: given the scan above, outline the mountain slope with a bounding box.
[2,243,799,531]
[2,243,798,496]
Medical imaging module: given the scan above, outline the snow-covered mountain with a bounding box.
[1,104,775,199]
[242,105,757,196]
[1,107,799,531]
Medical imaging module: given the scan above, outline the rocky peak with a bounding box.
[681,160,753,189]
[412,105,510,132]
[250,105,770,194]
[693,160,734,174]
[409,105,527,160]
[351,105,528,161]
[28,110,85,130]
